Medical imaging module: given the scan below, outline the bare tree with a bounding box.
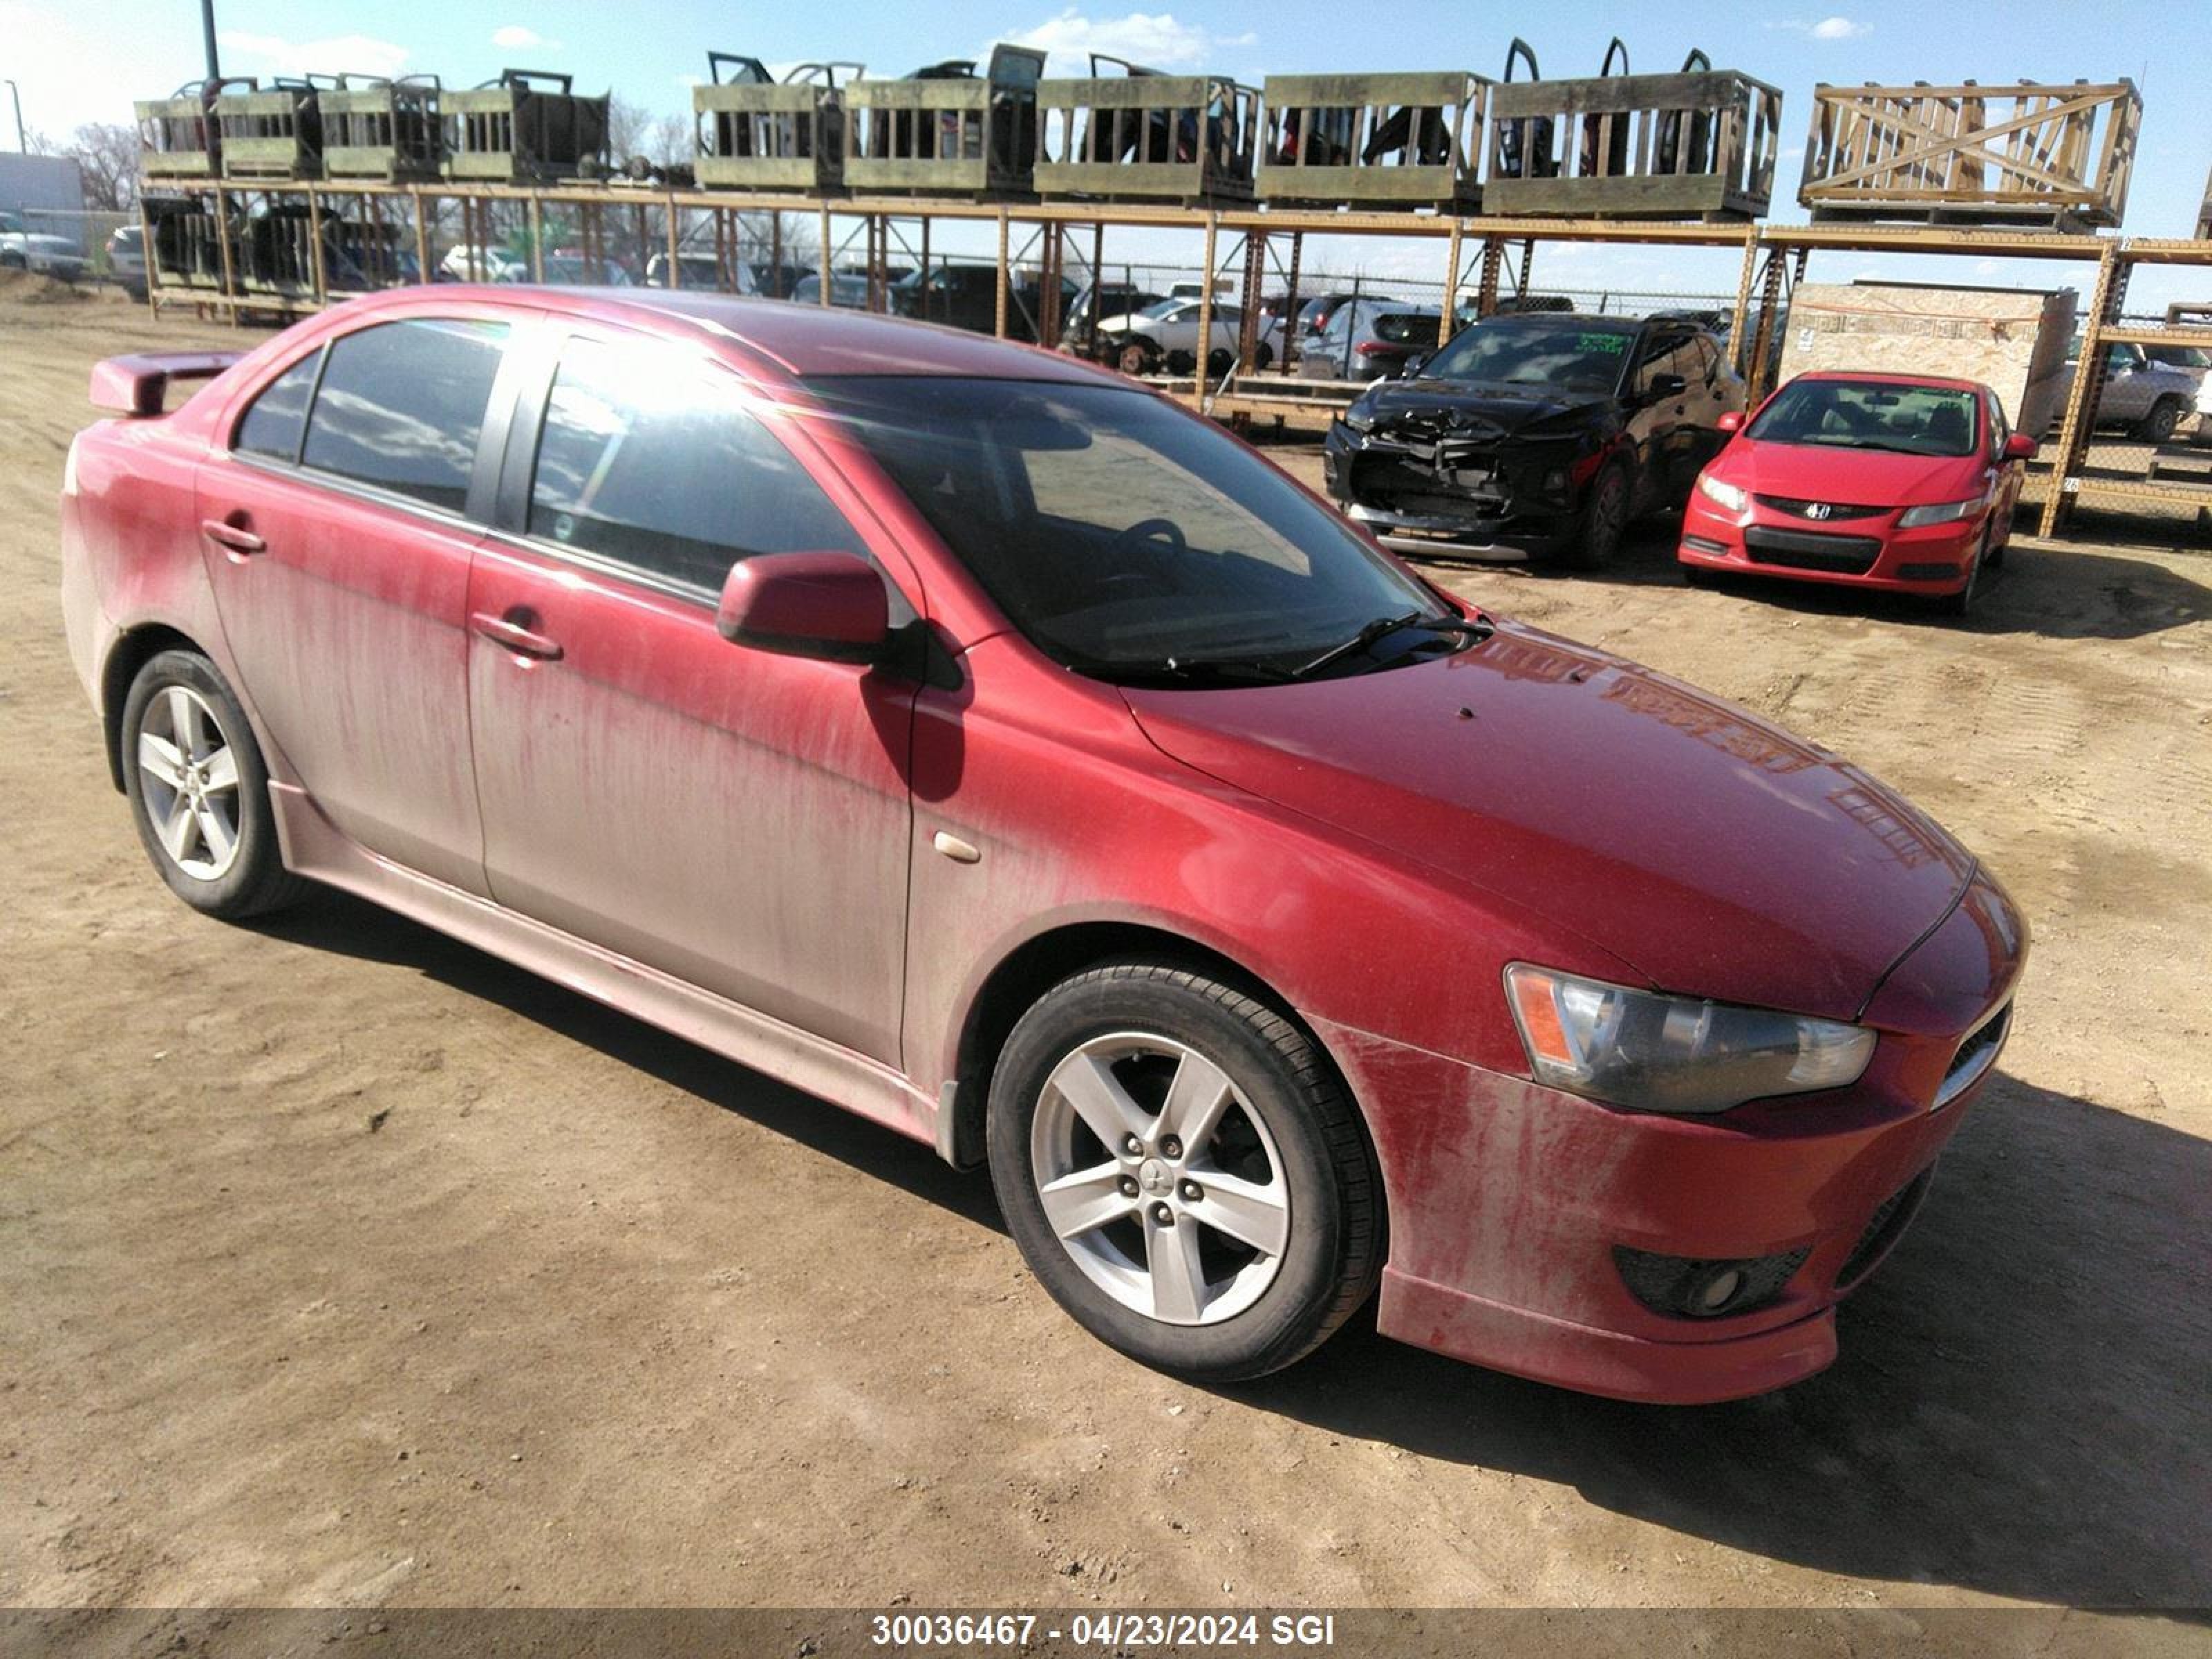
[64,123,140,212]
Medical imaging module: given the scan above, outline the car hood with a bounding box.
[1719,438,1983,504]
[1357,378,1613,438]
[1123,621,1974,1023]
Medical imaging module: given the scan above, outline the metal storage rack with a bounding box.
[215,77,331,180]
[321,75,442,182]
[442,70,610,183]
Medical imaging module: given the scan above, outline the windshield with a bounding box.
[1420,317,1634,393]
[1749,379,1979,457]
[807,376,1452,684]
[1137,298,1183,320]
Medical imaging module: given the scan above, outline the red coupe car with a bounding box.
[1678,371,2038,616]
[61,290,2024,1403]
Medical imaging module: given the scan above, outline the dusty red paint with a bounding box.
[62,288,2027,1403]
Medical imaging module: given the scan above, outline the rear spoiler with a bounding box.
[90,351,244,417]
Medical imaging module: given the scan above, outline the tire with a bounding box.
[986,961,1384,1382]
[1557,460,1632,570]
[2136,397,2184,444]
[1254,342,1274,371]
[120,649,304,919]
[1935,534,1986,620]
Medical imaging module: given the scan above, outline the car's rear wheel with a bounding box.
[2136,397,2185,444]
[120,650,303,919]
[986,961,1382,1381]
[1115,336,1160,376]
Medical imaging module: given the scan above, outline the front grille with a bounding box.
[1837,1169,1934,1289]
[1743,525,1884,574]
[1936,1002,2012,1109]
[1754,494,1889,523]
[1614,1244,1810,1320]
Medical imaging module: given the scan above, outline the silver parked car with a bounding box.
[2049,338,2203,443]
[1295,299,1444,383]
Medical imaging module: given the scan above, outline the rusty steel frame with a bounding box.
[133,173,2212,543]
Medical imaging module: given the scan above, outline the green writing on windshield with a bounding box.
[1579,332,1630,353]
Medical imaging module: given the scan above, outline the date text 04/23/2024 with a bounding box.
[871,1613,1339,1648]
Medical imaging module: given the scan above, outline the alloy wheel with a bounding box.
[1029,1032,1290,1327]
[135,683,243,881]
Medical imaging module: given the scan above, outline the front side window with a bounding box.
[528,337,862,596]
[300,318,509,512]
[234,349,323,463]
[810,375,1449,684]
[1633,332,1702,396]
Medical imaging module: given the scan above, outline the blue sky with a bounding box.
[8,1,2208,307]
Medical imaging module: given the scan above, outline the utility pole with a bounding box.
[200,0,222,82]
[3,80,24,153]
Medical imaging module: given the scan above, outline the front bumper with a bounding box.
[1322,420,1581,544]
[1678,494,1984,595]
[1312,872,2025,1404]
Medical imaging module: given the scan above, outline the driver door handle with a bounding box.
[200,518,265,555]
[471,611,564,662]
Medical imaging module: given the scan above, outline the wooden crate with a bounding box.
[143,195,235,291]
[1484,65,1782,219]
[442,71,610,183]
[321,75,442,182]
[1799,80,2140,231]
[1777,282,2079,435]
[216,81,329,181]
[135,82,238,180]
[1257,72,1487,211]
[843,46,1044,198]
[1035,59,1259,205]
[693,57,859,193]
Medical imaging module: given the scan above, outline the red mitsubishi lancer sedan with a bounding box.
[60,290,2024,1403]
[1678,371,2038,617]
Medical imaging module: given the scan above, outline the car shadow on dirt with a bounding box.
[253,891,2209,1612]
[1427,522,2212,644]
[1236,1069,2212,1613]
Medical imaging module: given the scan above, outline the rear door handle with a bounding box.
[470,610,564,662]
[200,518,265,555]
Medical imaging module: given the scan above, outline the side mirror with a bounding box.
[1717,410,1745,433]
[717,550,890,664]
[1399,350,1432,378]
[1647,372,1689,402]
[2003,433,2037,462]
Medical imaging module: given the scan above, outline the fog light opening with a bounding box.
[1690,1265,1747,1315]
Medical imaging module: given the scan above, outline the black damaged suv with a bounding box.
[1322,312,1744,566]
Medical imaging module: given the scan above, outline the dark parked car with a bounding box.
[1324,312,1745,564]
[890,263,1075,343]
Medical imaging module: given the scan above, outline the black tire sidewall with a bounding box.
[986,970,1362,1380]
[120,649,291,918]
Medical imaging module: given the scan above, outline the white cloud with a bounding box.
[491,25,561,52]
[218,30,410,80]
[1810,16,1871,39]
[1003,10,1255,76]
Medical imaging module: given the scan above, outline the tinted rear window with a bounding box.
[1373,313,1438,346]
[300,319,508,513]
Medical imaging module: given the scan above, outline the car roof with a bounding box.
[1793,369,1989,393]
[389,285,1113,385]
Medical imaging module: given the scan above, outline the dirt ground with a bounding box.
[3,286,2209,1630]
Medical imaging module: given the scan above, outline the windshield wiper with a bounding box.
[1142,655,1297,687]
[1291,610,1488,679]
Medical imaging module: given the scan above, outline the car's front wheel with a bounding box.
[2137,396,2185,444]
[120,649,303,919]
[987,962,1383,1381]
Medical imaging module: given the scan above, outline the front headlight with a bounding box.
[1897,490,1992,528]
[1504,964,1875,1115]
[1342,398,1376,433]
[1695,471,1747,513]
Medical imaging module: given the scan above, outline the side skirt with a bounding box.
[268,781,940,1148]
